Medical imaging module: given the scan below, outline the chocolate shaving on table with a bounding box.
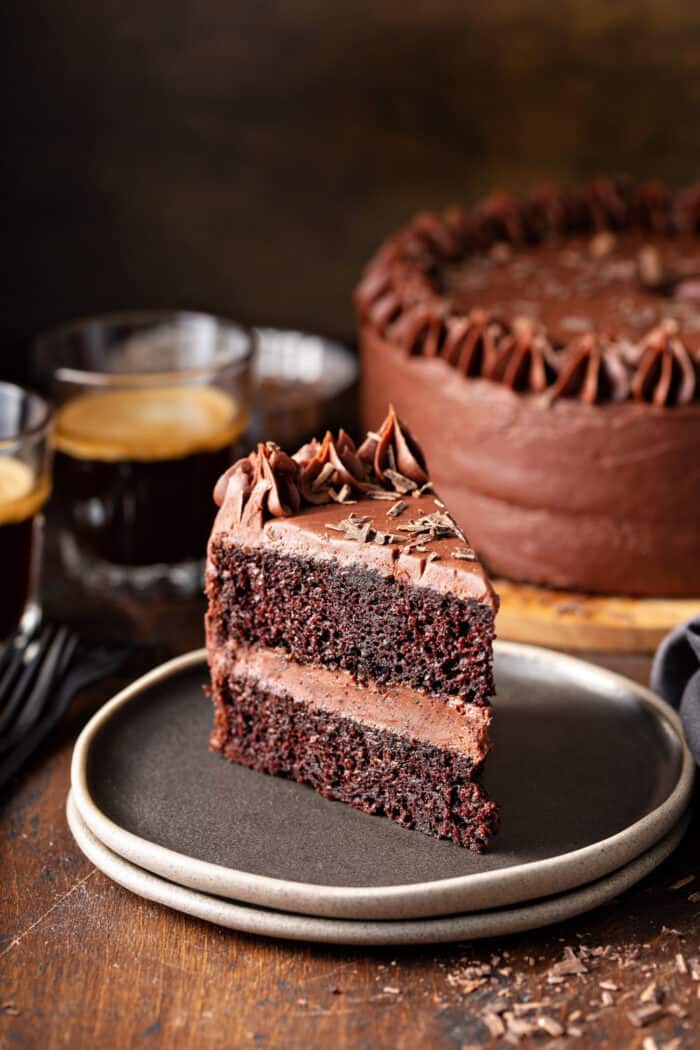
[354,177,700,406]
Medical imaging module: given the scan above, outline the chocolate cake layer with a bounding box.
[357,180,700,596]
[209,647,498,851]
[207,496,496,704]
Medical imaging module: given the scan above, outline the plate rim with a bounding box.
[66,790,690,947]
[70,641,695,921]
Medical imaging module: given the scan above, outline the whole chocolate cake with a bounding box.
[205,408,499,851]
[357,179,700,596]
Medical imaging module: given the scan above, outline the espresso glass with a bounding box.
[36,311,253,593]
[0,384,53,639]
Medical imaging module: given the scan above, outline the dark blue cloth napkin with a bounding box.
[651,616,700,762]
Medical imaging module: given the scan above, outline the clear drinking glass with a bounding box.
[35,311,253,594]
[0,384,53,639]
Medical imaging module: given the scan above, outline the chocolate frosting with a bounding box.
[361,325,700,597]
[356,179,700,407]
[548,334,631,405]
[213,407,429,527]
[631,321,698,406]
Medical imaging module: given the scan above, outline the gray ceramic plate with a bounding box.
[67,792,689,946]
[70,642,693,920]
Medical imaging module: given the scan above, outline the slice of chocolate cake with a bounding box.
[205,408,499,851]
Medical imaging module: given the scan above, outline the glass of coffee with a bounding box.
[36,311,253,593]
[0,384,53,639]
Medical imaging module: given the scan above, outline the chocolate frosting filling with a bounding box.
[212,645,492,762]
[356,178,700,407]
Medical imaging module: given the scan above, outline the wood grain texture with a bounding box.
[1,530,700,1048]
[4,1,700,382]
[495,578,700,653]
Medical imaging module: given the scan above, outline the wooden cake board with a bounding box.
[494,577,700,653]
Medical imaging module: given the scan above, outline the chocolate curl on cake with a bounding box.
[631,322,698,406]
[294,430,370,504]
[357,406,429,487]
[549,334,632,405]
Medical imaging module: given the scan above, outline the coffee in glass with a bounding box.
[0,384,53,639]
[37,312,252,592]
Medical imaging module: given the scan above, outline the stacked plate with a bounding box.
[68,642,694,946]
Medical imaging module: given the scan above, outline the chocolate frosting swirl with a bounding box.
[674,182,700,235]
[483,319,557,394]
[357,405,428,485]
[631,322,698,406]
[549,334,632,405]
[214,408,429,526]
[355,178,700,407]
[213,443,301,528]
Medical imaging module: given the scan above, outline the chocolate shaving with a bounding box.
[548,947,588,977]
[482,1012,505,1038]
[627,1004,665,1028]
[366,488,404,501]
[452,547,478,561]
[328,483,357,504]
[537,1016,565,1037]
[638,244,665,288]
[383,469,418,494]
[395,511,466,545]
[387,500,408,517]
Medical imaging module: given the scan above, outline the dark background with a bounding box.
[4,1,700,382]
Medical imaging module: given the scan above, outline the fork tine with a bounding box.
[0,623,42,708]
[57,633,79,679]
[0,627,75,754]
[0,631,20,681]
[0,618,42,682]
[0,625,54,736]
[0,636,131,793]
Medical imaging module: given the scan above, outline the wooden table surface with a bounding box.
[2,541,699,1050]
